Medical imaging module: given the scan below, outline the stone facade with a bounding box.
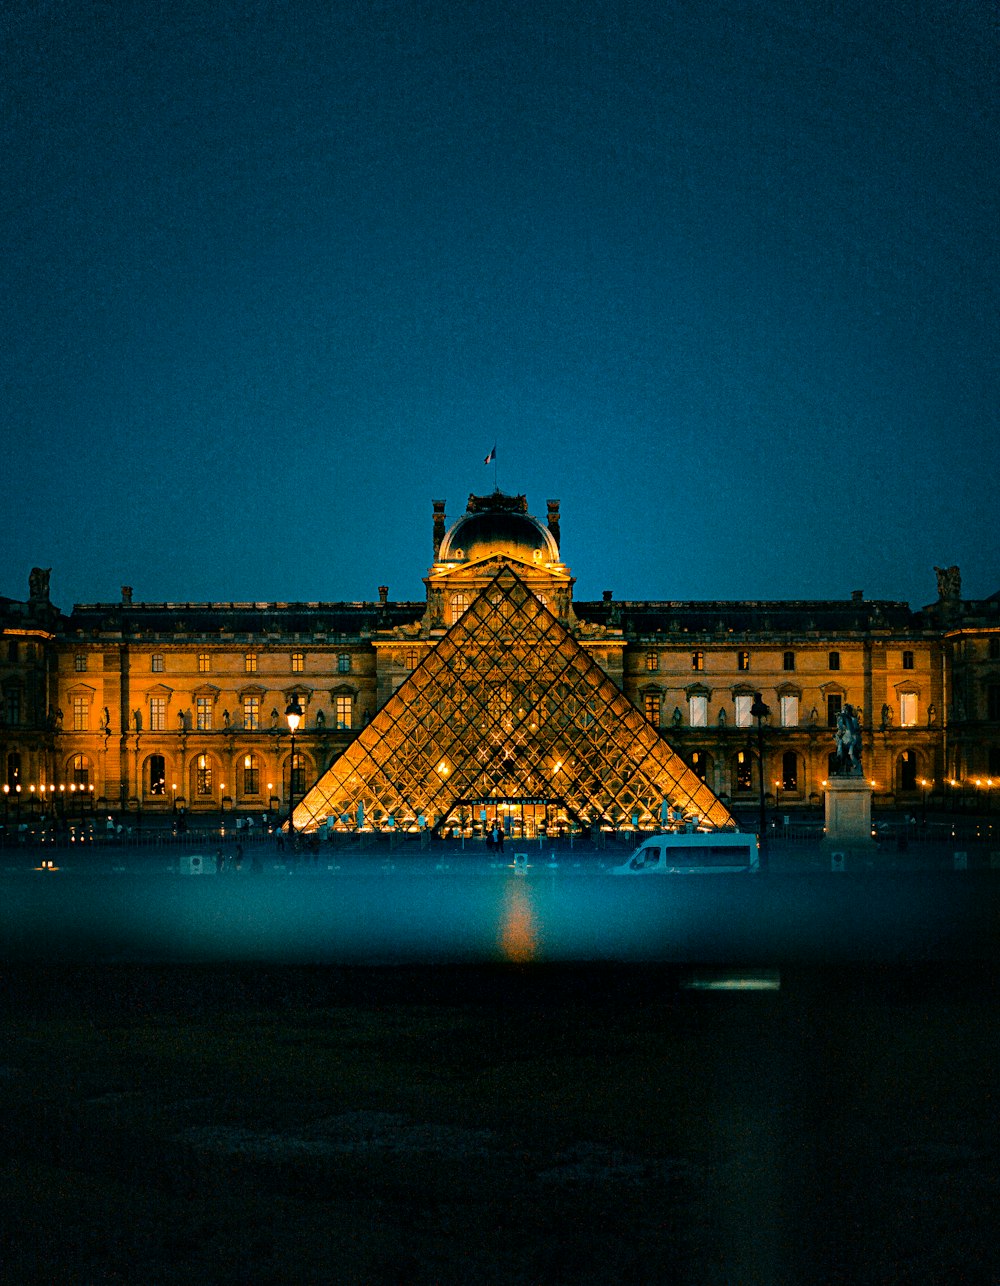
[1,501,998,822]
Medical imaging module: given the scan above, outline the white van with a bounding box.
[610,831,759,875]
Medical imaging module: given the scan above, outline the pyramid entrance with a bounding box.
[293,568,735,836]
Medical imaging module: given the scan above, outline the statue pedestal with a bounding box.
[823,777,876,859]
[822,776,868,859]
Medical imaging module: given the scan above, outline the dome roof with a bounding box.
[438,507,559,565]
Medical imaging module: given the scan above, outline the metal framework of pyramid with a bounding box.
[293,568,735,834]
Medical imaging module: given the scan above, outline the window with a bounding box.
[902,650,914,670]
[781,750,798,792]
[290,752,305,796]
[196,754,213,796]
[244,651,257,674]
[899,692,918,727]
[150,697,166,731]
[73,695,88,731]
[70,753,89,788]
[645,652,659,672]
[735,751,753,792]
[783,651,795,671]
[151,653,164,673]
[829,651,840,671]
[691,651,704,671]
[196,696,213,731]
[780,694,799,728]
[75,653,87,672]
[644,693,661,726]
[734,694,753,728]
[7,641,17,662]
[827,693,843,727]
[7,751,22,789]
[688,694,708,727]
[291,652,305,673]
[148,754,166,795]
[450,593,470,624]
[737,651,750,672]
[242,753,260,796]
[198,653,211,673]
[337,653,351,674]
[989,686,1000,722]
[989,639,1000,661]
[405,648,418,668]
[6,688,22,725]
[335,694,353,729]
[243,695,260,730]
[899,750,918,791]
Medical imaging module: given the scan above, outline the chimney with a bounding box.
[121,586,133,605]
[546,499,561,549]
[432,500,446,557]
[851,590,863,603]
[378,586,388,605]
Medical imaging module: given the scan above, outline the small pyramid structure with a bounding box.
[293,568,735,833]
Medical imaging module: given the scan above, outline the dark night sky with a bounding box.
[2,0,996,611]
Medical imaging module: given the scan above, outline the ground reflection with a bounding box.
[499,875,538,962]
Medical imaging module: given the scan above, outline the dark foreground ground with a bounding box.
[2,960,999,1285]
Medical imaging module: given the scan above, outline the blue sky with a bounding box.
[2,0,996,610]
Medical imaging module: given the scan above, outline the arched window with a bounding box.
[69,753,89,787]
[689,750,708,781]
[289,753,306,796]
[241,753,261,796]
[899,750,918,792]
[735,751,753,792]
[450,592,470,624]
[7,752,22,789]
[147,754,166,796]
[195,754,213,797]
[781,750,798,792]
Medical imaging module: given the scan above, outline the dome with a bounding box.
[438,507,559,565]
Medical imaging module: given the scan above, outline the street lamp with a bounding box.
[285,695,304,836]
[750,692,770,870]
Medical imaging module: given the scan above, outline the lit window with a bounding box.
[645,652,659,672]
[405,648,418,669]
[644,693,661,725]
[150,697,166,731]
[829,651,840,671]
[245,652,257,674]
[783,652,795,671]
[196,696,212,730]
[337,653,351,674]
[902,650,914,670]
[450,593,470,624]
[198,653,211,673]
[688,694,708,727]
[151,653,164,673]
[243,753,260,795]
[335,694,353,729]
[73,695,88,731]
[243,695,260,730]
[900,693,918,727]
[691,651,704,671]
[734,694,753,728]
[196,754,212,796]
[70,753,89,787]
[737,651,750,672]
[689,750,707,781]
[291,652,305,673]
[75,653,87,672]
[6,689,22,725]
[827,693,843,726]
[735,751,753,792]
[780,694,799,727]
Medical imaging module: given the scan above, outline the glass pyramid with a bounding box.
[293,568,735,834]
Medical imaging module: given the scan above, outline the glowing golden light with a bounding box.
[499,880,538,963]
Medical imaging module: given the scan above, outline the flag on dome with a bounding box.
[484,443,496,465]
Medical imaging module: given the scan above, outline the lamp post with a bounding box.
[285,695,304,837]
[750,692,770,870]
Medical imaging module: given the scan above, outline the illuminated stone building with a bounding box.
[1,496,998,832]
